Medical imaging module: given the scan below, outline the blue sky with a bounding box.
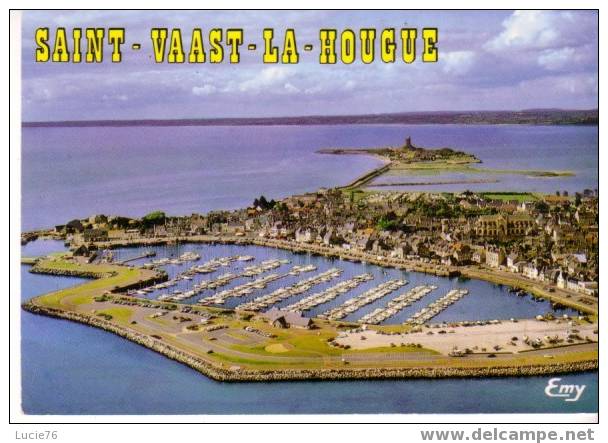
[21,10,598,121]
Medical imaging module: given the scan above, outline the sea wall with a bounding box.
[22,302,598,383]
[338,163,392,189]
[29,266,111,279]
[29,265,168,292]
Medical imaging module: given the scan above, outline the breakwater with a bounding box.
[29,266,112,279]
[21,302,599,382]
[337,162,392,189]
[29,264,168,293]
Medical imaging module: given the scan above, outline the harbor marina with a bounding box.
[405,288,470,325]
[318,279,408,321]
[21,238,597,413]
[93,242,581,324]
[358,284,437,325]
[235,268,343,311]
[283,273,374,312]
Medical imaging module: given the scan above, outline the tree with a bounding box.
[376,212,399,231]
[142,211,166,227]
[535,201,549,214]
[252,195,275,210]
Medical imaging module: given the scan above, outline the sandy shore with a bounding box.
[336,319,598,355]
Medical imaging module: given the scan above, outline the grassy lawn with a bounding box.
[211,352,325,368]
[95,307,134,324]
[31,258,148,309]
[389,161,475,172]
[227,323,437,359]
[227,325,341,358]
[371,324,414,334]
[209,346,595,371]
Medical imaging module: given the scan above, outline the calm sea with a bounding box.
[21,124,598,231]
[20,124,598,415]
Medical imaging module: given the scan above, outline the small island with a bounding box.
[319,136,481,164]
[318,137,573,189]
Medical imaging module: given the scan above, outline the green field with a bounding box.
[479,192,539,202]
[30,258,150,308]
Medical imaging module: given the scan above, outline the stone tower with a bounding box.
[404,136,414,150]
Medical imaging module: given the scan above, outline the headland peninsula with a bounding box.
[319,137,574,189]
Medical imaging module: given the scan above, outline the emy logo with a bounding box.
[544,378,586,402]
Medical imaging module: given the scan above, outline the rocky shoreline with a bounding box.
[22,302,598,383]
[29,264,168,292]
[29,266,111,279]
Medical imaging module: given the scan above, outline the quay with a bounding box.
[319,279,407,321]
[235,268,342,311]
[284,273,374,312]
[358,284,437,325]
[117,250,156,264]
[406,288,469,325]
[337,162,392,189]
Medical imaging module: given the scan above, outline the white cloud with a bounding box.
[192,84,217,96]
[537,46,595,72]
[343,80,356,91]
[238,67,295,93]
[537,47,576,71]
[517,72,598,96]
[486,10,575,52]
[441,51,476,75]
[283,83,300,94]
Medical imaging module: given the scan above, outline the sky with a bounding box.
[20,10,598,121]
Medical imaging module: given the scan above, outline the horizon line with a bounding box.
[22,108,599,127]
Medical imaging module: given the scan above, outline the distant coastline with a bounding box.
[22,109,598,128]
